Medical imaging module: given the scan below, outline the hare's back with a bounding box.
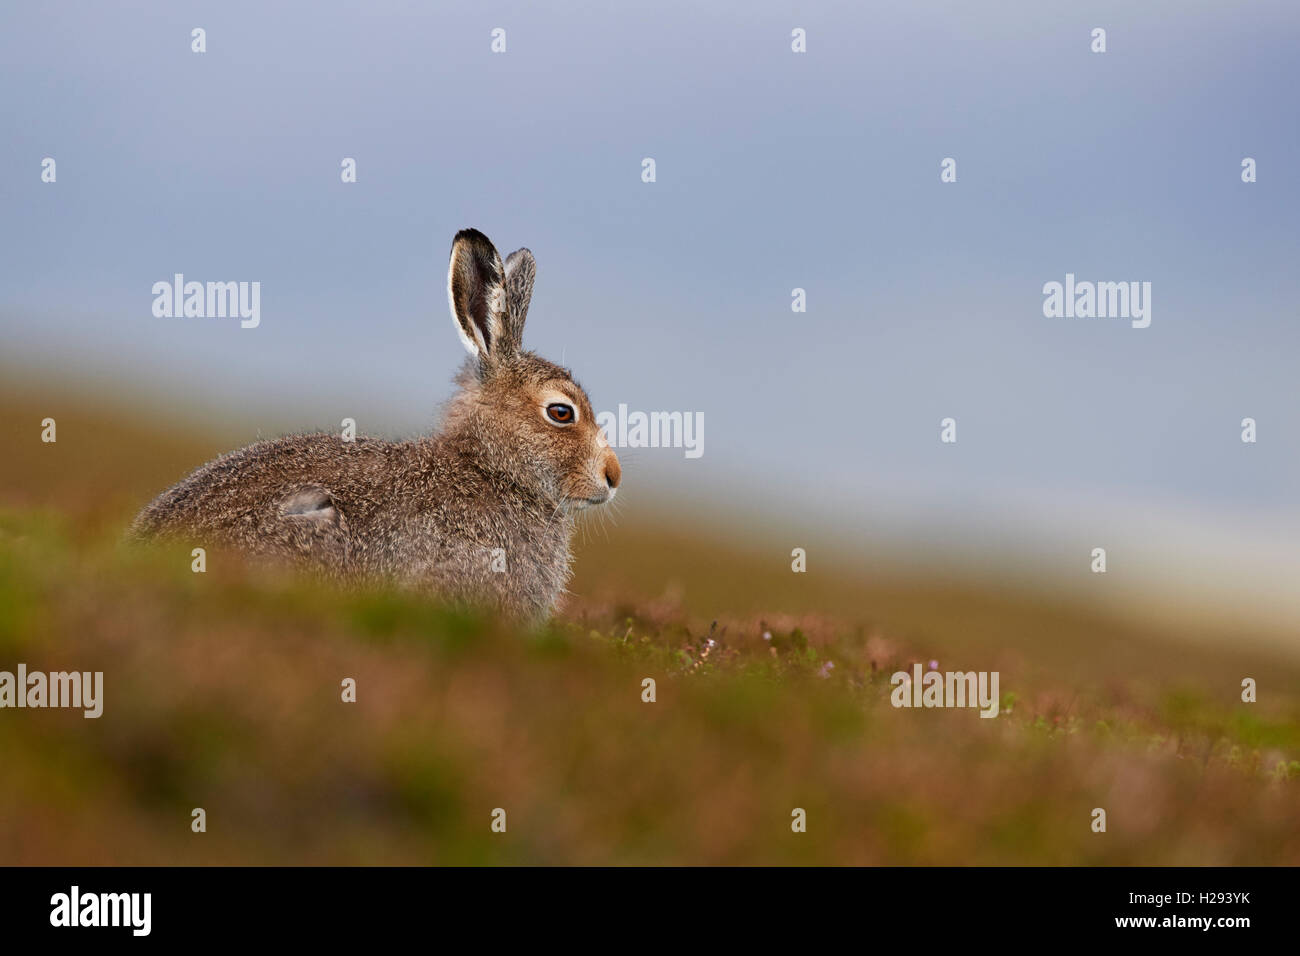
[131,434,406,566]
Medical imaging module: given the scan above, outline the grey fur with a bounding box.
[131,229,621,622]
[502,247,536,352]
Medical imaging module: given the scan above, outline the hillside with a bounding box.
[1,384,1297,864]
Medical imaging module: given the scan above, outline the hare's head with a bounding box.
[443,228,621,511]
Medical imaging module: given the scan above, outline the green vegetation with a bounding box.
[0,386,1297,864]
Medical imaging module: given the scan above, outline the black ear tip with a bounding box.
[452,227,493,249]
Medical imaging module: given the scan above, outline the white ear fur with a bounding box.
[446,229,508,363]
[446,280,506,359]
[448,281,484,358]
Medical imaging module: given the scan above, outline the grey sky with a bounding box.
[3,0,1299,625]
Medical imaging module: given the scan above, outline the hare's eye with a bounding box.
[546,403,576,425]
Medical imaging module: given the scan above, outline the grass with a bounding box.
[0,382,1298,864]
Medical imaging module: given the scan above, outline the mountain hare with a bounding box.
[132,228,621,620]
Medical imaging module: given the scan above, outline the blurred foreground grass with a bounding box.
[1,383,1298,864]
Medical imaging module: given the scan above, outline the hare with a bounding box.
[131,228,621,620]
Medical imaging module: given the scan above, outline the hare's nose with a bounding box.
[603,453,622,490]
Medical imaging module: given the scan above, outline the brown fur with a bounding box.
[131,230,621,621]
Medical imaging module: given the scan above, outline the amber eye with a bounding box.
[546,403,576,425]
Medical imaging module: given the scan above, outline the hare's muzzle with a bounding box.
[603,452,621,493]
[573,448,620,509]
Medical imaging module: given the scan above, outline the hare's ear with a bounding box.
[447,228,508,363]
[501,248,536,353]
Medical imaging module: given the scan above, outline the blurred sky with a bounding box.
[2,0,1299,622]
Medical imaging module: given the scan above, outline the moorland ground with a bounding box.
[1,383,1297,864]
